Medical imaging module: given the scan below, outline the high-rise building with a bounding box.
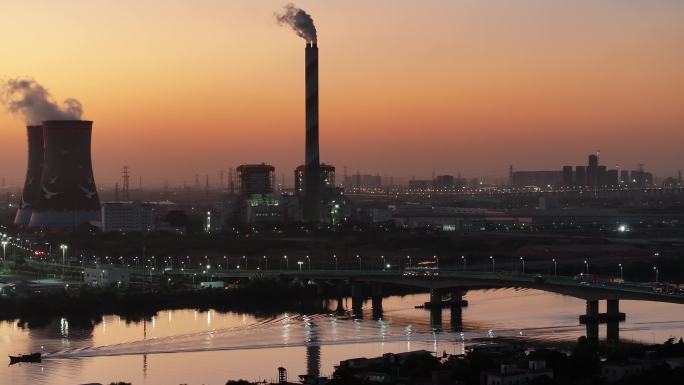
[620,170,630,185]
[605,170,618,187]
[562,166,573,187]
[597,165,607,187]
[575,166,587,186]
[435,175,455,188]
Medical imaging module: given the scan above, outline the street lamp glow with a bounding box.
[490,255,495,272]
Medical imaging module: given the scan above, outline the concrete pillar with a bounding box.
[586,300,599,319]
[351,283,364,318]
[371,283,383,320]
[586,322,599,344]
[430,306,442,330]
[607,321,619,344]
[351,283,363,300]
[450,304,463,332]
[606,299,619,315]
[606,299,620,344]
[430,289,443,305]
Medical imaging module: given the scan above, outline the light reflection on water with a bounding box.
[0,288,683,385]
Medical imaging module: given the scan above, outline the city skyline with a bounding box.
[1,0,683,187]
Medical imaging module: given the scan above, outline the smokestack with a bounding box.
[303,41,321,222]
[14,125,44,225]
[29,120,100,228]
[276,4,320,222]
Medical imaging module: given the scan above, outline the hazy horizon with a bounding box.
[1,0,682,187]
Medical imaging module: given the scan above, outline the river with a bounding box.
[1,288,683,385]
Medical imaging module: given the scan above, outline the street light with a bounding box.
[263,255,268,270]
[1,241,7,262]
[584,260,589,275]
[520,257,525,274]
[552,258,557,276]
[333,254,338,270]
[618,263,623,281]
[406,255,411,268]
[356,254,361,270]
[433,255,439,268]
[284,255,288,270]
[490,256,495,272]
[653,266,659,283]
[242,255,247,269]
[306,255,310,270]
[60,244,68,275]
[381,255,385,270]
[298,261,303,272]
[461,255,466,271]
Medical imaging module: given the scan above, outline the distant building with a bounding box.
[345,173,382,189]
[408,179,432,190]
[295,163,336,195]
[606,169,618,186]
[511,171,563,188]
[620,170,630,185]
[562,166,573,186]
[101,201,177,233]
[435,175,454,188]
[481,360,553,385]
[236,164,275,199]
[84,264,130,286]
[575,166,587,186]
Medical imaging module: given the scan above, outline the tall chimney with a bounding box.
[14,125,44,225]
[29,120,100,228]
[303,41,321,222]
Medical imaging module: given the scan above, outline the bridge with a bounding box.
[19,260,684,344]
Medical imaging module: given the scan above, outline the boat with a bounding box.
[9,352,42,365]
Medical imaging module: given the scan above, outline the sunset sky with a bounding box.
[1,0,682,187]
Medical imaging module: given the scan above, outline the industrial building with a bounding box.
[28,120,101,228]
[236,164,275,198]
[295,163,335,195]
[100,201,179,233]
[14,125,44,226]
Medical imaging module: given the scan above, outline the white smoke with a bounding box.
[0,78,83,125]
[276,3,317,43]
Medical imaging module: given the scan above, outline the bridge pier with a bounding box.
[351,282,364,319]
[580,299,625,344]
[371,283,383,320]
[606,299,621,344]
[450,289,464,332]
[430,289,443,330]
[335,282,345,315]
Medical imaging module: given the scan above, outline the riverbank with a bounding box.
[0,277,422,324]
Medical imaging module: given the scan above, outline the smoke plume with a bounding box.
[0,78,83,125]
[276,3,317,43]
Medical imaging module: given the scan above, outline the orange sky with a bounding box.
[1,0,683,187]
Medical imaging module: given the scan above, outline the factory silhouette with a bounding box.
[8,5,681,232]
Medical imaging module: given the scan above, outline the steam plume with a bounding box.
[276,3,317,43]
[0,78,83,125]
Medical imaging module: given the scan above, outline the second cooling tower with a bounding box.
[14,125,44,226]
[29,120,101,228]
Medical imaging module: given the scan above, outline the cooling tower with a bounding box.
[29,120,100,228]
[303,41,321,222]
[14,125,44,225]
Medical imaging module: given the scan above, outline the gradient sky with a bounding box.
[1,0,683,187]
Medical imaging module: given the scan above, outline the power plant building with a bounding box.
[236,164,275,199]
[295,163,335,195]
[14,125,44,225]
[302,42,321,222]
[28,120,101,228]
